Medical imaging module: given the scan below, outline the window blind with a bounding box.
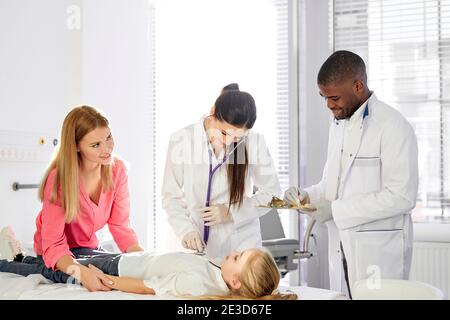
[151,0,292,250]
[331,0,450,215]
[275,0,290,192]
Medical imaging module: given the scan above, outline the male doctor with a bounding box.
[285,50,418,298]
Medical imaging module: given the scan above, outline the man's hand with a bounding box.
[181,230,205,252]
[307,200,333,224]
[198,204,232,226]
[284,186,310,206]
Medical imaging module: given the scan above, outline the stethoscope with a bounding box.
[203,135,248,244]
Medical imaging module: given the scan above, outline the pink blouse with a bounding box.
[33,158,139,269]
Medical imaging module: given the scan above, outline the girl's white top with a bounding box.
[118,251,229,296]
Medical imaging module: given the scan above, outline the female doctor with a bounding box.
[162,83,281,262]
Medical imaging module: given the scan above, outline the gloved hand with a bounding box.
[283,186,310,207]
[198,204,232,226]
[181,231,204,252]
[308,200,333,224]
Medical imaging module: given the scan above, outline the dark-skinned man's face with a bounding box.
[318,80,364,120]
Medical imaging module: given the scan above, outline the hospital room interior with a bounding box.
[0,0,449,301]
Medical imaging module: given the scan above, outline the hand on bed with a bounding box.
[198,204,232,226]
[79,264,114,292]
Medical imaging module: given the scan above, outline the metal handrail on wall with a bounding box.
[12,182,39,191]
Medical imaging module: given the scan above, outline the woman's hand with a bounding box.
[89,266,155,295]
[181,231,204,252]
[198,204,232,226]
[79,264,114,292]
[88,264,117,289]
[57,255,113,292]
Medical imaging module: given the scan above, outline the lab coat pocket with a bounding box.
[349,157,381,194]
[352,229,404,282]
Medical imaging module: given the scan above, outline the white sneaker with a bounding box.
[0,226,25,261]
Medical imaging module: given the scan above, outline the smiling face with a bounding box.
[319,80,364,120]
[220,249,255,290]
[205,112,249,149]
[213,118,248,146]
[77,126,114,168]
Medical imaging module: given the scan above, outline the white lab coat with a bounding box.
[162,117,281,262]
[305,93,418,294]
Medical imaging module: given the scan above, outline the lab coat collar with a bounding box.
[363,91,378,120]
[331,92,376,200]
[196,115,211,146]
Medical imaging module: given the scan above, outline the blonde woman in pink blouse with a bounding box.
[4,106,143,292]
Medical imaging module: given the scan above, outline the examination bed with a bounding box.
[0,209,346,300]
[0,272,346,300]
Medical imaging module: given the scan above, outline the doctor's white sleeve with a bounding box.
[161,134,197,238]
[332,118,419,230]
[229,134,282,228]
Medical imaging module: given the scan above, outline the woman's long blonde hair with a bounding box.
[200,248,298,300]
[38,105,114,223]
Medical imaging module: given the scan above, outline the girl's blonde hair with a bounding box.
[200,248,298,300]
[38,105,114,223]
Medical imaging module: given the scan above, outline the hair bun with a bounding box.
[222,83,239,92]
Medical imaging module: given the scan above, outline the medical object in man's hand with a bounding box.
[268,196,291,208]
[257,196,317,212]
[296,203,317,212]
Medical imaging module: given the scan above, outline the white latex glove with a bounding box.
[198,204,232,226]
[181,231,204,252]
[283,186,310,207]
[308,200,333,224]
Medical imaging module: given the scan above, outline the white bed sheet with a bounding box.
[0,272,347,300]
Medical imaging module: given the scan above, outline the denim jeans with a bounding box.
[0,247,121,283]
[70,246,113,258]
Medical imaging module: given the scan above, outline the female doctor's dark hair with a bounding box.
[213,83,257,208]
[215,83,257,130]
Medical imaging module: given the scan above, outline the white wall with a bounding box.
[80,0,154,249]
[0,0,154,250]
[297,0,332,289]
[0,0,81,249]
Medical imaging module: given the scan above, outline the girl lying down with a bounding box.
[0,237,296,300]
